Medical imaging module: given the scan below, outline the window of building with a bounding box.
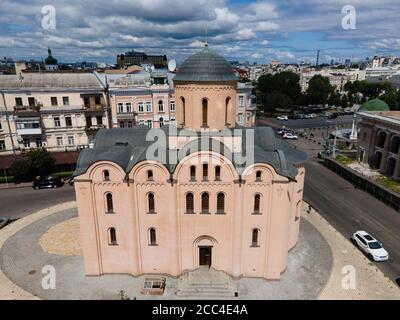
[201,193,210,214]
[95,96,101,105]
[158,100,164,112]
[251,229,259,247]
[148,193,155,213]
[128,121,133,128]
[56,137,63,146]
[0,122,2,130]
[0,140,5,150]
[146,102,152,112]
[65,116,72,127]
[36,138,42,148]
[84,97,90,108]
[63,97,69,106]
[186,193,194,214]
[159,117,164,127]
[138,102,144,112]
[147,170,153,181]
[238,114,243,123]
[190,166,196,181]
[15,97,23,107]
[119,121,125,128]
[146,120,152,128]
[170,101,175,111]
[23,139,30,148]
[215,166,221,181]
[202,98,208,127]
[202,163,208,181]
[238,96,244,107]
[86,116,93,127]
[225,97,231,125]
[256,171,262,182]
[67,135,75,146]
[28,97,36,107]
[54,117,61,127]
[105,193,114,213]
[51,97,58,106]
[126,103,132,113]
[117,103,124,113]
[181,97,185,124]
[108,228,117,245]
[96,116,103,126]
[149,228,157,245]
[217,193,225,214]
[253,194,261,214]
[103,170,110,181]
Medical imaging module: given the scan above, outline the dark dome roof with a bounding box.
[173,47,237,82]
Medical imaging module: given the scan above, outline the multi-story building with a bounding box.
[98,69,257,130]
[117,50,168,69]
[0,73,108,155]
[300,68,366,93]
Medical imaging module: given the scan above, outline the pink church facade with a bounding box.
[74,46,307,280]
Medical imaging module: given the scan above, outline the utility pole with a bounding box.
[316,50,320,67]
[1,91,16,156]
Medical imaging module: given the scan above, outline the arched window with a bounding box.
[103,170,110,181]
[251,229,259,247]
[203,163,208,181]
[201,193,209,214]
[147,170,153,181]
[255,170,262,182]
[253,194,261,214]
[109,228,117,245]
[159,117,164,127]
[180,97,185,125]
[158,100,164,112]
[202,98,208,127]
[217,193,225,214]
[225,97,231,125]
[148,193,155,213]
[149,228,157,245]
[106,193,114,213]
[215,166,221,181]
[190,166,196,181]
[186,193,194,214]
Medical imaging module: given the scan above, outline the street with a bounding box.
[259,117,400,283]
[0,185,75,219]
[262,114,354,129]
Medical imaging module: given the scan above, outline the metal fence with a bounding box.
[323,157,400,212]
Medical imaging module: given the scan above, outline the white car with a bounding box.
[351,231,389,262]
[283,132,298,140]
[277,115,288,121]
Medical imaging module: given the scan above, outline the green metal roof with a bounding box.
[173,47,238,82]
[359,98,390,112]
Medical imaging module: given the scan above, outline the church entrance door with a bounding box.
[199,246,212,267]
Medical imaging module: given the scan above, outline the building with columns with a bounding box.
[73,45,307,281]
[357,100,400,180]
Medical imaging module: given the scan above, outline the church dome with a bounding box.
[45,48,58,65]
[174,47,237,82]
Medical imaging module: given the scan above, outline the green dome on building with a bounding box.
[45,48,58,65]
[358,98,390,112]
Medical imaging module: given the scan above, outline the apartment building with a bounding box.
[0,73,108,155]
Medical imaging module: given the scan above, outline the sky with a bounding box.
[0,0,399,65]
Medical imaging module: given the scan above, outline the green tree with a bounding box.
[327,91,341,107]
[305,75,333,105]
[341,94,349,108]
[264,91,293,113]
[380,90,399,110]
[9,160,32,182]
[26,148,55,176]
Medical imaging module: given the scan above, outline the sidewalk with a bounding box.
[0,182,32,190]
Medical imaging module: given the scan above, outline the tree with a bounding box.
[264,91,293,113]
[380,90,399,110]
[9,160,32,182]
[305,75,333,105]
[26,148,55,176]
[341,94,349,108]
[327,91,341,107]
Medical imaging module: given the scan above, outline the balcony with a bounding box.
[14,105,41,114]
[17,127,42,135]
[116,112,137,119]
[83,104,105,112]
[86,124,105,131]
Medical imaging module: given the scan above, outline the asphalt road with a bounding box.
[0,185,75,219]
[258,115,354,129]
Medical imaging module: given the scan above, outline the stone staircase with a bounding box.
[176,267,237,297]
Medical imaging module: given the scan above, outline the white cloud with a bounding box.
[236,28,256,40]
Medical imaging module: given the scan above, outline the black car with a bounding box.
[0,218,10,229]
[32,176,64,190]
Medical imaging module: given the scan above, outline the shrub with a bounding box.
[9,160,33,182]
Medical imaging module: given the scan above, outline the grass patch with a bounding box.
[51,171,74,178]
[335,154,355,165]
[374,176,400,193]
[0,176,14,183]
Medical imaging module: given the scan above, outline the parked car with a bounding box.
[276,115,288,121]
[0,218,10,229]
[32,176,64,190]
[351,231,389,262]
[283,132,298,140]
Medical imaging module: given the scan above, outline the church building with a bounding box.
[73,44,307,280]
